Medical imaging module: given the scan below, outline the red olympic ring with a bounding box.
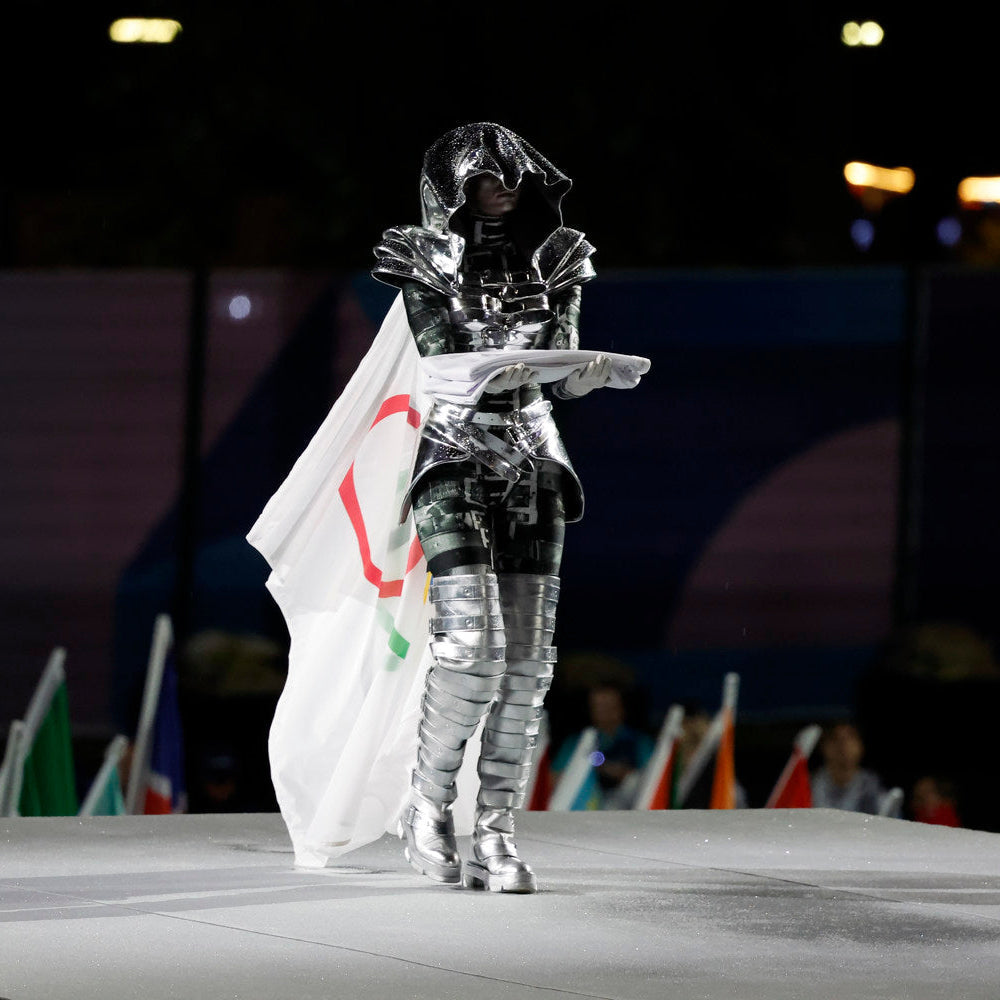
[338,394,424,598]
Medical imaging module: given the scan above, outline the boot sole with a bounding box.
[398,822,461,884]
[462,860,537,894]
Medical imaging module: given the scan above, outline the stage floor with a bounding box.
[3,809,999,999]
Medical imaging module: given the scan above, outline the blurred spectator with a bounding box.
[811,720,886,814]
[192,743,243,813]
[673,700,748,809]
[554,682,654,809]
[911,775,962,828]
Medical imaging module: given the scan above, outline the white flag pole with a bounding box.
[879,787,904,818]
[23,648,67,746]
[0,721,28,817]
[125,614,173,815]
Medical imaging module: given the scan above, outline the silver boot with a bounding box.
[464,573,559,893]
[399,566,506,884]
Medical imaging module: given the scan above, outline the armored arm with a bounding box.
[549,284,611,399]
[550,284,582,351]
[402,281,453,357]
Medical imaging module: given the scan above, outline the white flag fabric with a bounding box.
[420,350,650,403]
[248,293,481,867]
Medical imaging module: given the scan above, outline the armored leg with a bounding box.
[399,565,506,883]
[464,572,559,893]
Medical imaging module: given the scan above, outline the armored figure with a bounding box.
[371,123,613,892]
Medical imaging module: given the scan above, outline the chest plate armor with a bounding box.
[372,223,597,523]
[447,270,555,352]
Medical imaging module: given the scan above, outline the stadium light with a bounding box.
[109,19,182,43]
[957,176,1000,208]
[844,161,915,195]
[842,20,884,46]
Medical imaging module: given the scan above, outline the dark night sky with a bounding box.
[3,2,997,269]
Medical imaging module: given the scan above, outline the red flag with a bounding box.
[648,743,678,809]
[526,743,553,810]
[770,752,812,808]
[766,724,820,809]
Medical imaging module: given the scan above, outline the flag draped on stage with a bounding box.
[248,294,481,867]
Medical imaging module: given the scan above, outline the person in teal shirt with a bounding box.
[553,682,654,809]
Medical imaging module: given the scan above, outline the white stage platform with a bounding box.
[3,810,999,999]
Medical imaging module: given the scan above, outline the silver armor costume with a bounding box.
[372,123,599,893]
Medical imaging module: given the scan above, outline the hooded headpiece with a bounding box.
[419,123,571,250]
[372,123,592,295]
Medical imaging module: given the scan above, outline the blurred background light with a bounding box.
[859,21,884,46]
[227,294,252,320]
[957,176,1000,207]
[844,161,915,195]
[850,218,875,250]
[841,20,884,46]
[936,217,962,247]
[109,18,182,44]
[841,22,862,45]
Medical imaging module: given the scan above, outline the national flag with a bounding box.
[635,704,685,810]
[13,649,78,817]
[709,702,737,810]
[765,724,820,809]
[677,673,740,809]
[126,615,186,814]
[79,734,129,817]
[548,727,602,811]
[525,712,553,810]
[144,643,187,814]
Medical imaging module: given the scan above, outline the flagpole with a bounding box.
[879,787,904,817]
[126,615,173,814]
[22,648,67,745]
[0,721,28,817]
[721,671,739,714]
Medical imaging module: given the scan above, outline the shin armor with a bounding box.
[399,566,506,883]
[464,572,559,893]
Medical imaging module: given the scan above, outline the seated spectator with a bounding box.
[554,682,654,809]
[811,720,885,814]
[910,775,962,827]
